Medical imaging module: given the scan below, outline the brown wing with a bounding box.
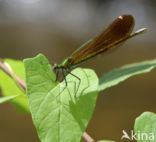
[68,15,134,66]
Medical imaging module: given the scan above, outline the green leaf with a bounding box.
[0,95,19,104]
[134,112,156,142]
[0,59,29,112]
[24,54,99,142]
[99,59,156,91]
[97,140,115,142]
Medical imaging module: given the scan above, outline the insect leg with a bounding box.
[58,68,68,95]
[54,68,60,82]
[80,69,90,95]
[66,69,81,98]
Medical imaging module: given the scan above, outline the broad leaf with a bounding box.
[24,54,99,142]
[99,59,156,91]
[134,112,156,142]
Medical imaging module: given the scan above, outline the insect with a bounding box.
[53,14,147,93]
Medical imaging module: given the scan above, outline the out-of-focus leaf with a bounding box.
[99,59,156,91]
[0,95,19,104]
[0,59,29,112]
[134,112,156,142]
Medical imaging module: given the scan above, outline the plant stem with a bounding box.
[0,59,95,142]
[0,59,26,91]
[83,132,95,142]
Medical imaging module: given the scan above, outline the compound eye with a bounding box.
[52,63,57,69]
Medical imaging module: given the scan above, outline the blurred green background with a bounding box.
[0,0,156,141]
